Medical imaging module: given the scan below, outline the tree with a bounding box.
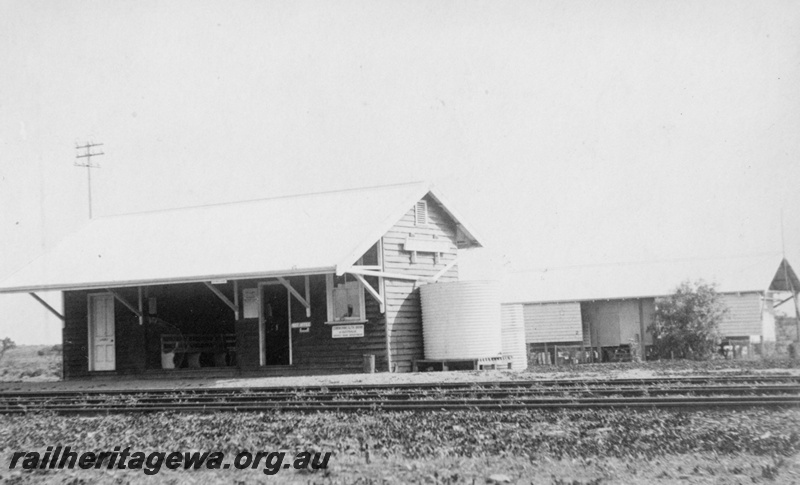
[0,337,16,362]
[649,280,727,360]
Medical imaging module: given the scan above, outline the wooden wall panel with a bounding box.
[62,289,145,379]
[233,275,388,373]
[720,292,762,338]
[383,195,461,372]
[235,318,261,369]
[288,275,387,372]
[63,290,90,379]
[523,303,583,343]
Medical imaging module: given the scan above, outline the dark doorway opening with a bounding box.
[261,284,290,366]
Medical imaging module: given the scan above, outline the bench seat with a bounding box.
[161,333,236,369]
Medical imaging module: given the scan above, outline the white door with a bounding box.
[89,294,115,371]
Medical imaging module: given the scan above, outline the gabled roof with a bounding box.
[503,253,799,305]
[0,182,482,293]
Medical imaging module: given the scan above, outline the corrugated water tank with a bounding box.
[501,304,528,371]
[420,280,502,360]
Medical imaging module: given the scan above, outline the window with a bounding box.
[326,274,366,323]
[415,200,428,226]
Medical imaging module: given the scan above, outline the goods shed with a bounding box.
[503,254,800,363]
[0,182,484,379]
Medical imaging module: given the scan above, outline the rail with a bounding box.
[1,375,798,414]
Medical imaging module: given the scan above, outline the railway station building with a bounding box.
[0,182,484,379]
[502,254,800,364]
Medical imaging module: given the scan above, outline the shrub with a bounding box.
[649,280,727,360]
[0,337,16,362]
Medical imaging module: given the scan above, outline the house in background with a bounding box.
[502,254,800,363]
[0,182,483,379]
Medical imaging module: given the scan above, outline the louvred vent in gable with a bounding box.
[415,200,428,226]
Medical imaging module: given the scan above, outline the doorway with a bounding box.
[88,293,115,371]
[259,283,291,366]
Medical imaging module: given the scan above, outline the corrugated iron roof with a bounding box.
[0,182,482,293]
[503,253,799,304]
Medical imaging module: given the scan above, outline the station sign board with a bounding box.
[331,324,364,338]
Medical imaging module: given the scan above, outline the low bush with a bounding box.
[0,345,61,382]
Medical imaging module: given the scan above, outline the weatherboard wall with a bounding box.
[522,302,583,343]
[719,292,763,338]
[287,274,387,372]
[62,289,145,379]
[233,274,387,372]
[382,195,460,372]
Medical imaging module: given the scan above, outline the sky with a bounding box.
[1,1,799,344]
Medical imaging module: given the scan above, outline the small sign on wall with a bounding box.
[291,321,311,329]
[243,288,259,319]
[331,324,364,339]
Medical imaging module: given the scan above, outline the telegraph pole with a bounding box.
[75,142,104,219]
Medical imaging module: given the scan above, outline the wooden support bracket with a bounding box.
[28,292,65,321]
[277,277,311,317]
[137,287,144,325]
[430,256,459,283]
[203,282,237,313]
[304,276,310,318]
[105,288,142,318]
[350,273,385,313]
[775,295,794,308]
[233,280,240,320]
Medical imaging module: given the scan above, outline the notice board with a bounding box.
[242,288,259,319]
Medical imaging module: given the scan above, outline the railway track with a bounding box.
[1,375,798,414]
[2,374,797,397]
